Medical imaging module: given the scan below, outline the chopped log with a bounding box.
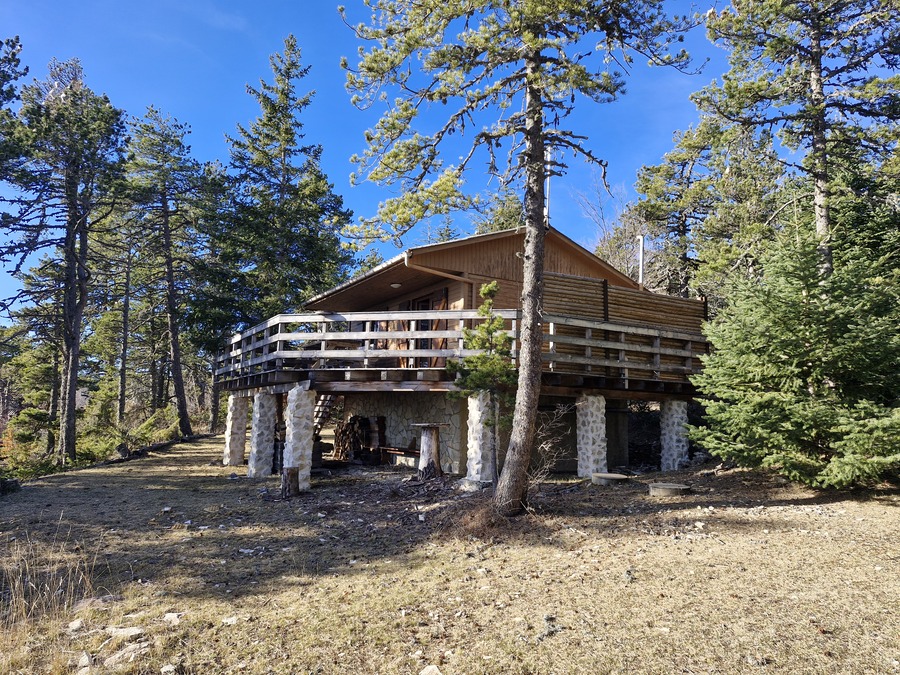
[281,467,300,499]
[413,424,444,480]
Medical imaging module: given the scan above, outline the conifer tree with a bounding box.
[697,0,900,274]
[691,228,900,487]
[345,0,693,515]
[220,34,353,326]
[127,107,200,437]
[2,59,126,462]
[447,282,517,485]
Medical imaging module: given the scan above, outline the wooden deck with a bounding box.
[215,309,707,399]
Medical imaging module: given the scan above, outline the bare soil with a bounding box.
[1,437,898,674]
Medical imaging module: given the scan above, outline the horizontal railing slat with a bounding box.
[215,309,706,383]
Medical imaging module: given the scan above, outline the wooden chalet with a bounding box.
[216,227,708,488]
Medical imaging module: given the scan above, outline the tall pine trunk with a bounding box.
[208,371,221,434]
[117,251,132,425]
[494,51,546,516]
[58,200,89,463]
[809,19,832,276]
[45,347,60,457]
[161,197,193,437]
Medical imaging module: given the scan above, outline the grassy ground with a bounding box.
[0,436,897,674]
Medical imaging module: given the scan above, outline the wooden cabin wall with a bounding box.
[544,274,606,321]
[382,281,467,312]
[466,274,522,310]
[544,273,706,333]
[606,286,706,333]
[543,273,706,379]
[411,234,635,288]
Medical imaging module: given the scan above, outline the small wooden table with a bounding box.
[410,423,448,479]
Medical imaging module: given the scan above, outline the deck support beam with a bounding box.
[283,384,316,492]
[248,392,277,477]
[223,394,249,466]
[462,392,495,487]
[576,395,608,477]
[660,400,689,471]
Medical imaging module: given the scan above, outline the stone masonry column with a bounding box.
[223,394,249,466]
[576,395,608,477]
[283,385,316,492]
[660,399,690,471]
[248,392,277,477]
[463,392,495,486]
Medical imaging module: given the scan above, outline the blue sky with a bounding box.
[2,1,728,261]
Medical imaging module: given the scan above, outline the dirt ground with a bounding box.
[1,436,898,675]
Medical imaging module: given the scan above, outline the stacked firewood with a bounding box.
[333,415,386,462]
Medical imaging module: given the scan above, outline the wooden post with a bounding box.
[411,423,447,480]
[281,467,300,498]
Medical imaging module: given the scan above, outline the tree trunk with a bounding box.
[57,196,89,464]
[209,368,221,434]
[117,251,132,425]
[149,356,159,413]
[417,425,443,480]
[45,347,60,457]
[161,197,193,437]
[809,17,832,276]
[494,52,546,516]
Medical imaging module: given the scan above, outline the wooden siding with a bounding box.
[410,232,635,288]
[607,286,706,333]
[543,273,706,379]
[545,273,606,321]
[465,274,522,310]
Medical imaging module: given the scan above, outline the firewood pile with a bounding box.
[333,415,386,462]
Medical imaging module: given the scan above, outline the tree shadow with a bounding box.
[1,438,895,603]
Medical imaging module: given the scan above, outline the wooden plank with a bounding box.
[542,351,696,374]
[541,333,696,358]
[542,313,705,341]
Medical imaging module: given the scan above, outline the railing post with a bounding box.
[364,320,371,368]
[585,327,592,373]
[618,331,628,386]
[652,335,661,380]
[548,321,557,371]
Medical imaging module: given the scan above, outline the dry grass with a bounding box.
[0,436,897,674]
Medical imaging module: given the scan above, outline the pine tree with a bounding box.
[447,282,517,485]
[697,0,900,274]
[219,34,353,326]
[345,0,693,515]
[0,36,27,180]
[127,107,200,437]
[2,59,126,463]
[691,229,900,488]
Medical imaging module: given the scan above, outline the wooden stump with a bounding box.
[417,425,443,480]
[281,467,300,499]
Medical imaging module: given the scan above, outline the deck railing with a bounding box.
[216,310,706,386]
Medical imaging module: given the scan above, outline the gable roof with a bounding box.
[304,226,639,311]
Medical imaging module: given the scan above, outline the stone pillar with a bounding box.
[660,399,689,471]
[223,394,249,466]
[283,385,316,491]
[576,395,607,478]
[463,392,495,486]
[248,392,277,477]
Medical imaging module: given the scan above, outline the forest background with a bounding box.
[0,1,897,489]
